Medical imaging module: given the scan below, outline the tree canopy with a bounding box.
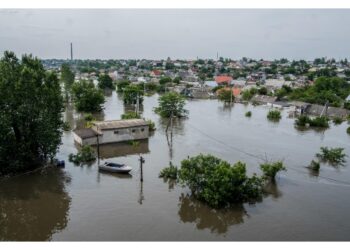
[98,74,114,89]
[154,92,188,118]
[71,80,105,112]
[123,84,144,105]
[0,51,64,175]
[60,63,75,96]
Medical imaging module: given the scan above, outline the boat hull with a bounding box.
[98,165,132,174]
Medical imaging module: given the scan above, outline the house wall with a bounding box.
[99,125,149,144]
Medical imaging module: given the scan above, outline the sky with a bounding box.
[0,9,350,60]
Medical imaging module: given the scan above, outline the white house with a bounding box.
[73,119,149,146]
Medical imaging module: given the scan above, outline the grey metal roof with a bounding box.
[93,119,149,130]
[73,128,98,139]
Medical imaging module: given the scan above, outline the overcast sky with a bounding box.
[0,9,350,60]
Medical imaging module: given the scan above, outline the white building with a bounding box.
[73,119,149,146]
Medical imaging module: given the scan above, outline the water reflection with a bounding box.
[263,181,283,199]
[177,194,247,234]
[97,139,150,159]
[0,168,71,241]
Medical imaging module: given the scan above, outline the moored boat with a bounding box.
[98,162,132,174]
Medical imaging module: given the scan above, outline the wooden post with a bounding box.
[139,155,145,182]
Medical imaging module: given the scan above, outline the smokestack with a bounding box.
[70,42,73,61]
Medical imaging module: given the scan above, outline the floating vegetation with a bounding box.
[245,111,252,117]
[333,117,343,125]
[62,121,71,131]
[121,111,141,120]
[347,127,350,134]
[309,160,320,171]
[147,119,156,131]
[316,147,347,166]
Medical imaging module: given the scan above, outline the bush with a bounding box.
[260,161,286,180]
[98,74,114,89]
[295,115,329,128]
[116,80,130,93]
[71,80,105,112]
[147,119,156,131]
[178,154,264,208]
[159,162,178,179]
[68,145,96,165]
[62,121,71,131]
[267,110,281,121]
[347,127,350,134]
[316,147,347,165]
[121,111,141,120]
[84,113,94,121]
[333,117,343,125]
[212,85,224,93]
[245,111,252,117]
[217,88,234,102]
[309,160,320,171]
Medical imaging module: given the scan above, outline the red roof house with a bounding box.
[215,76,233,85]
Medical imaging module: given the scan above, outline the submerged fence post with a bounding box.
[139,155,145,182]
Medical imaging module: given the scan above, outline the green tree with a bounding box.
[154,92,188,118]
[60,63,75,99]
[71,80,105,112]
[260,161,286,180]
[0,51,64,175]
[123,84,144,105]
[98,74,114,89]
[159,77,172,85]
[217,88,234,102]
[178,154,263,208]
[116,80,130,93]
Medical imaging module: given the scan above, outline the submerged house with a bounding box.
[73,119,149,146]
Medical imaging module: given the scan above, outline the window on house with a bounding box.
[141,128,145,132]
[114,130,119,134]
[132,129,136,133]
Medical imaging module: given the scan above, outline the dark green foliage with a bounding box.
[212,85,224,93]
[116,80,130,93]
[295,115,329,128]
[62,121,71,131]
[159,162,178,179]
[287,77,350,107]
[267,110,282,121]
[344,101,350,110]
[123,84,144,105]
[98,74,114,89]
[347,127,350,135]
[71,80,105,112]
[260,161,286,180]
[333,117,343,125]
[217,88,234,102]
[159,77,172,85]
[316,147,347,165]
[0,51,64,175]
[258,87,268,95]
[154,92,188,118]
[144,83,158,92]
[178,154,264,208]
[275,85,293,99]
[121,111,141,120]
[84,113,94,122]
[241,88,257,101]
[309,160,320,171]
[60,63,75,94]
[147,119,156,131]
[245,111,252,117]
[68,145,96,165]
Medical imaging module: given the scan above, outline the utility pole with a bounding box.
[70,42,73,61]
[96,133,100,166]
[139,155,145,182]
[230,84,233,104]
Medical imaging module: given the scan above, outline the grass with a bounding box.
[267,110,281,121]
[316,147,347,166]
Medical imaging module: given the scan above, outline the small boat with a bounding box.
[98,162,132,174]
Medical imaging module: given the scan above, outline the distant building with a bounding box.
[215,76,233,85]
[73,119,149,146]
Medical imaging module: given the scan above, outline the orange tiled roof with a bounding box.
[215,76,233,84]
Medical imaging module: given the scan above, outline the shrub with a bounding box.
[116,80,130,93]
[159,162,178,179]
[260,161,286,180]
[267,110,281,121]
[62,121,71,131]
[121,111,141,120]
[71,80,105,112]
[333,117,343,125]
[217,88,234,102]
[295,115,329,128]
[309,160,320,171]
[147,119,156,131]
[347,127,350,134]
[68,145,96,165]
[128,140,140,147]
[316,147,347,165]
[178,154,264,208]
[245,111,252,117]
[84,113,94,121]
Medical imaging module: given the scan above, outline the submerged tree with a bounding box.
[71,80,105,112]
[98,74,114,89]
[154,92,188,118]
[0,51,64,175]
[123,84,144,105]
[60,63,75,101]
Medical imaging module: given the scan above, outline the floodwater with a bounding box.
[1,92,350,241]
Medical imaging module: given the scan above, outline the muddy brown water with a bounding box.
[1,93,350,241]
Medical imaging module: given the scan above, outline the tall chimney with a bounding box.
[70,42,73,61]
